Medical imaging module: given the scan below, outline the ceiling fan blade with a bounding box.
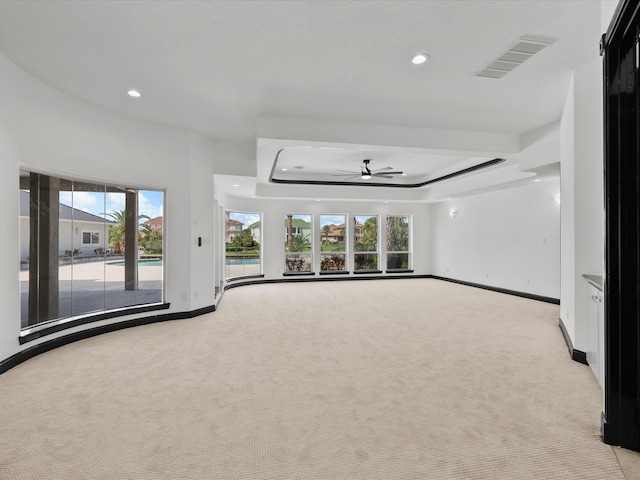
[372,171,403,176]
[335,169,359,174]
[331,173,361,180]
[371,166,393,173]
[332,173,360,177]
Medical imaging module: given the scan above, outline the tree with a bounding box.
[286,214,293,249]
[139,224,163,254]
[386,216,408,251]
[322,224,331,244]
[105,210,150,254]
[231,228,256,252]
[360,217,378,251]
[289,233,310,252]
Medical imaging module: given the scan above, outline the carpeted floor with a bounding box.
[0,279,631,479]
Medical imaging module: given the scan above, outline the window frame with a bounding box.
[284,213,313,274]
[353,214,380,273]
[19,169,167,342]
[225,210,262,280]
[319,214,348,274]
[384,214,412,272]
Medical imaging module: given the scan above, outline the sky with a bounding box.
[58,190,163,220]
[228,211,261,227]
[320,215,345,227]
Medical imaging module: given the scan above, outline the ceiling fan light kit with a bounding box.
[361,159,373,179]
[335,159,405,182]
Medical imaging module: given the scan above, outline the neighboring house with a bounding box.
[248,221,261,244]
[323,223,345,244]
[353,222,364,244]
[225,218,243,243]
[144,216,163,233]
[283,218,311,244]
[19,190,115,261]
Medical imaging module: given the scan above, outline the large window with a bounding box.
[385,215,411,270]
[20,170,164,331]
[225,211,262,278]
[284,214,312,272]
[320,214,347,272]
[354,215,379,271]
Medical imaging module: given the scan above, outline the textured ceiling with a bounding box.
[0,0,602,143]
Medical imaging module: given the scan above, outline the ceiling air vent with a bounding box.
[474,37,553,79]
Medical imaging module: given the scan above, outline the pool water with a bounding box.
[226,258,260,265]
[109,259,163,266]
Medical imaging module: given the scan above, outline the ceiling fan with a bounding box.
[332,159,404,180]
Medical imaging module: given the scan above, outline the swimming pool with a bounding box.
[226,258,260,265]
[109,259,163,266]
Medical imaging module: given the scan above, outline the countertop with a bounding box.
[582,274,603,291]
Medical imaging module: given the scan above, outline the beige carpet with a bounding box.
[0,279,627,479]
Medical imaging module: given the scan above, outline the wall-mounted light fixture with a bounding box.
[449,209,458,218]
[554,195,561,204]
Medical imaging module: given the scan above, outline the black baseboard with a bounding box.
[224,275,561,306]
[558,317,589,365]
[2,275,563,375]
[0,304,216,375]
[430,276,560,305]
[19,302,172,344]
[224,274,433,290]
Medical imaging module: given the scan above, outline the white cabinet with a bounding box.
[586,283,604,388]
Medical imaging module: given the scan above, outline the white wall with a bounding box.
[560,57,606,352]
[189,133,216,310]
[220,195,431,280]
[0,121,20,363]
[560,75,577,341]
[0,52,201,362]
[430,177,561,299]
[573,57,605,351]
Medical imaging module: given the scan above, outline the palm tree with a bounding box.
[322,224,331,244]
[290,233,310,252]
[105,210,150,254]
[386,216,408,251]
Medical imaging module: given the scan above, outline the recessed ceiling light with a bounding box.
[281,168,288,171]
[232,184,240,187]
[534,179,541,182]
[127,89,141,98]
[411,53,429,65]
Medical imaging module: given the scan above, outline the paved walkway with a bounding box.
[21,260,163,327]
